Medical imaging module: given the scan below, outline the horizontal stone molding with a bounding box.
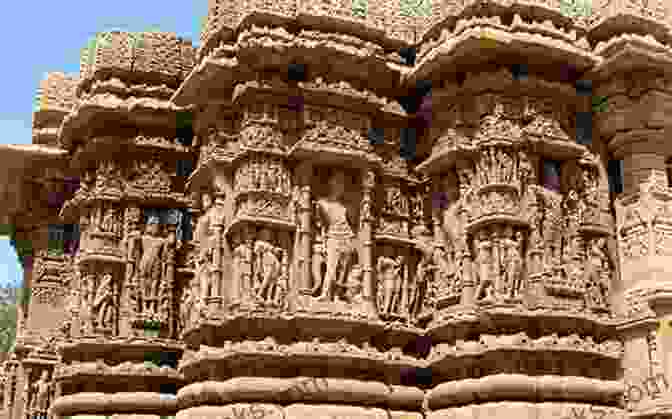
[428,374,623,409]
[177,378,423,409]
[52,392,178,416]
[427,402,625,419]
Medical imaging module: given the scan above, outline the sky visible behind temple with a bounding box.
[0,0,209,289]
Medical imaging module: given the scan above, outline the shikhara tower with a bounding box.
[0,0,670,419]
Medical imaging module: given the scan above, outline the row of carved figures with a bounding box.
[234,155,292,194]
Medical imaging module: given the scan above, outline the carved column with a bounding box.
[612,131,671,404]
[296,162,313,293]
[360,169,376,317]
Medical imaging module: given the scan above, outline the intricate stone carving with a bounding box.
[313,171,358,302]
[129,216,174,318]
[29,370,52,416]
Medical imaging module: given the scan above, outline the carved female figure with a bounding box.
[254,229,282,302]
[94,271,115,329]
[410,250,435,319]
[315,171,357,301]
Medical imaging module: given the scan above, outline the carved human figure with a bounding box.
[311,203,327,294]
[83,273,97,333]
[378,249,404,316]
[134,218,168,314]
[101,207,115,233]
[273,231,292,305]
[315,171,357,301]
[541,190,563,266]
[32,370,51,414]
[343,265,364,304]
[196,193,217,299]
[580,167,600,223]
[254,229,282,302]
[511,231,525,297]
[274,249,289,306]
[474,229,496,301]
[181,278,195,330]
[230,231,243,302]
[411,250,435,320]
[499,226,516,296]
[93,270,115,329]
[237,227,255,300]
[432,247,455,295]
[583,237,612,308]
[439,174,464,252]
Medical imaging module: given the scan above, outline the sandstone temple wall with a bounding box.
[4,0,672,419]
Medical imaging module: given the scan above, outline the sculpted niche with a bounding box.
[127,214,176,322]
[313,171,357,301]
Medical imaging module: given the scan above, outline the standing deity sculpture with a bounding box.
[410,248,435,320]
[254,229,283,303]
[93,270,116,330]
[180,277,196,330]
[31,370,51,416]
[314,171,357,302]
[130,216,170,316]
[377,248,404,316]
[501,227,525,299]
[579,166,600,224]
[196,193,217,299]
[474,229,497,301]
[583,237,614,309]
[232,227,254,301]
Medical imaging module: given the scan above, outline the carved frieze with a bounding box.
[240,124,286,152]
[299,120,371,154]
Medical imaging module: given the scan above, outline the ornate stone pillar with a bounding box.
[360,169,376,317]
[612,131,671,404]
[296,162,313,293]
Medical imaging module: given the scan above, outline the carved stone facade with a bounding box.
[5,1,672,419]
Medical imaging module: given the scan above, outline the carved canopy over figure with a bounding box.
[314,170,358,302]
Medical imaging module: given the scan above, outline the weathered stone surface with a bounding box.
[7,1,672,419]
